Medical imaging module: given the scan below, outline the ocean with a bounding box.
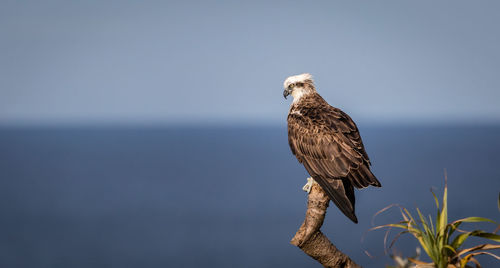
[0,125,499,267]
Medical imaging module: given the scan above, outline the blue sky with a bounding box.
[1,1,499,125]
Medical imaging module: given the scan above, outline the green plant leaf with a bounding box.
[452,217,497,224]
[437,179,448,238]
[443,244,456,254]
[431,188,440,209]
[473,232,500,242]
[416,208,434,238]
[451,230,484,249]
[436,207,442,239]
[428,214,435,235]
[403,208,416,225]
[447,221,462,245]
[452,230,500,248]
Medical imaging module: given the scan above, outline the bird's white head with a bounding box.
[283,73,316,102]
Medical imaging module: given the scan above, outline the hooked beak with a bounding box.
[283,88,292,99]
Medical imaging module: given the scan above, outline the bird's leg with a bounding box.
[302,177,317,193]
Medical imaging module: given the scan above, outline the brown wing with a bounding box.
[288,97,381,189]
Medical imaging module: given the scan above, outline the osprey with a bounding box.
[283,73,381,223]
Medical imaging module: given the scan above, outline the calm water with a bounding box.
[0,125,499,267]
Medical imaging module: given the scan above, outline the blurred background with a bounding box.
[1,1,499,267]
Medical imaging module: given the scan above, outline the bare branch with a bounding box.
[291,180,361,268]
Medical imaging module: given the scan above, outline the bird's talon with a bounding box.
[302,177,315,193]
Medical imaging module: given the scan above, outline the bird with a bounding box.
[283,73,381,223]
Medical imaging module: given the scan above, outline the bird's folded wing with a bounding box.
[288,107,379,188]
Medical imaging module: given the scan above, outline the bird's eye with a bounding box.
[289,84,294,89]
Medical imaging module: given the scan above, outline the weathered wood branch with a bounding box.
[291,179,361,268]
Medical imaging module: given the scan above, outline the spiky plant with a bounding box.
[371,175,500,268]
